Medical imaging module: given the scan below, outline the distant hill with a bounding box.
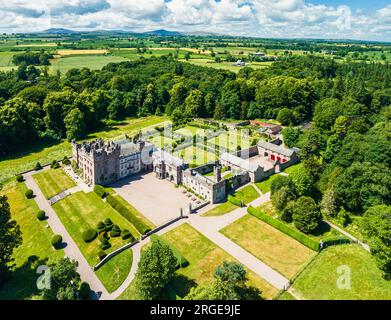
[41,28,77,34]
[142,29,183,37]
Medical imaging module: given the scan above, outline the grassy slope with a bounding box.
[32,168,76,199]
[95,249,133,293]
[0,180,63,300]
[292,244,391,300]
[221,214,316,279]
[52,191,133,267]
[118,223,278,300]
[0,116,168,183]
[255,174,282,194]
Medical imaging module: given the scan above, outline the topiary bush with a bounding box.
[62,156,71,166]
[110,225,121,238]
[34,162,43,171]
[82,229,97,243]
[78,282,92,300]
[104,218,113,231]
[51,235,63,249]
[98,231,108,243]
[98,250,107,260]
[100,238,111,250]
[121,229,135,241]
[94,185,108,199]
[25,189,34,199]
[16,174,24,182]
[96,221,106,233]
[36,210,46,221]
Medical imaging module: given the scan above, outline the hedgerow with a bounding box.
[106,194,151,235]
[248,206,320,251]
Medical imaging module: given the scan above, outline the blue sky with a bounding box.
[0,1,390,41]
[312,0,390,11]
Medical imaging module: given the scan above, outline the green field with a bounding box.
[0,116,168,183]
[95,249,133,293]
[291,244,391,300]
[255,174,283,194]
[118,223,278,300]
[0,51,16,67]
[0,180,63,300]
[221,214,316,279]
[173,146,217,167]
[33,168,76,199]
[202,185,259,217]
[49,55,128,75]
[52,191,134,267]
[209,131,251,151]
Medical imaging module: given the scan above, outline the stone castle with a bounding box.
[72,137,298,204]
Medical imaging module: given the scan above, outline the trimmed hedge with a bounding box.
[62,156,71,166]
[51,235,62,249]
[322,235,351,248]
[98,250,107,260]
[110,225,121,238]
[83,229,97,243]
[25,189,34,199]
[104,218,113,231]
[100,239,111,250]
[121,229,135,241]
[94,185,108,199]
[96,221,106,233]
[227,195,243,207]
[151,234,189,269]
[98,232,108,243]
[106,194,151,235]
[248,206,320,251]
[36,210,46,221]
[16,174,24,182]
[34,162,43,171]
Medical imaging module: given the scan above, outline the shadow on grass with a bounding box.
[312,221,332,237]
[169,274,197,299]
[0,255,48,300]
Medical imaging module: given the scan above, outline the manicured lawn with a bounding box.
[282,163,302,174]
[278,291,296,300]
[52,191,134,267]
[221,214,316,279]
[209,131,251,151]
[33,168,76,199]
[231,185,259,204]
[0,116,168,183]
[255,174,282,194]
[202,201,238,217]
[174,146,217,167]
[0,180,63,300]
[202,185,259,217]
[291,244,391,300]
[175,126,206,137]
[95,249,133,293]
[118,223,278,300]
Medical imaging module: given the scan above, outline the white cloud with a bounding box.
[0,0,390,41]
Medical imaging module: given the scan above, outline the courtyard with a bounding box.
[110,172,209,226]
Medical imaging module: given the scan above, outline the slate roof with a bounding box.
[257,141,295,157]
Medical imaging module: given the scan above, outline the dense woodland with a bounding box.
[0,54,390,278]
